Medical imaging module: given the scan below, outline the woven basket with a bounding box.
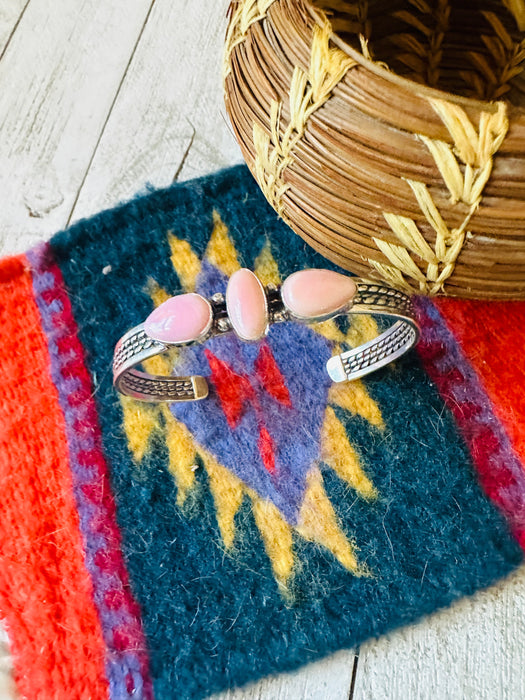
[224,0,525,299]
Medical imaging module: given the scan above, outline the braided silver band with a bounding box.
[113,280,419,402]
[326,282,418,382]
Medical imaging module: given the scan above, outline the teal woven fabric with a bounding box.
[39,164,523,698]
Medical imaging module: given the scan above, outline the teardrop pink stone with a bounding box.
[281,269,356,319]
[144,293,212,344]
[226,269,268,341]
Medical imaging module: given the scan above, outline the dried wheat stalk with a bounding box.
[224,0,525,299]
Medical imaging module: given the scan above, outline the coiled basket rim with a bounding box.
[307,3,525,116]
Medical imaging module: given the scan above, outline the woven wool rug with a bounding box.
[0,164,524,700]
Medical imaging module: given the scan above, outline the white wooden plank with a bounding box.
[210,650,357,700]
[354,566,525,700]
[0,623,17,700]
[70,0,243,221]
[0,0,28,58]
[0,0,155,255]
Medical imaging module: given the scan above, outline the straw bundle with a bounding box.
[224,0,525,298]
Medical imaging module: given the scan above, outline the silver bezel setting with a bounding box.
[225,270,269,342]
[113,278,420,401]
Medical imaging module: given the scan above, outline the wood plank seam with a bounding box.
[66,0,159,227]
[348,650,360,700]
[0,0,31,63]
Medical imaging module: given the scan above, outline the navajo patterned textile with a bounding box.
[0,165,523,700]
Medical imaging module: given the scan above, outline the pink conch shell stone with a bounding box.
[281,269,357,319]
[226,268,268,341]
[144,293,212,344]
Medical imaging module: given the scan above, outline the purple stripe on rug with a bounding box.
[27,243,154,700]
[414,295,525,547]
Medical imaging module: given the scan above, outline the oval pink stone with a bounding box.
[226,269,268,341]
[144,293,212,344]
[281,269,356,320]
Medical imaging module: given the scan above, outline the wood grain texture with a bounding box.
[0,0,28,57]
[69,0,243,221]
[0,0,155,255]
[0,1,523,699]
[0,622,17,700]
[211,650,358,700]
[354,567,525,700]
